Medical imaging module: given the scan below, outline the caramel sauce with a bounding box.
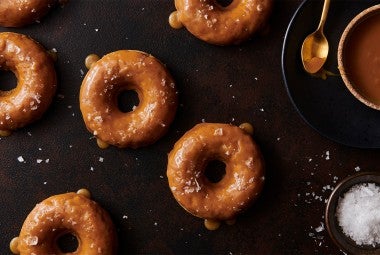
[77,188,91,198]
[9,237,19,254]
[0,130,12,137]
[304,57,325,74]
[239,122,254,135]
[97,138,110,149]
[204,219,221,230]
[344,12,380,104]
[169,11,183,29]
[85,54,100,69]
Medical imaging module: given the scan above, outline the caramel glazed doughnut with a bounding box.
[170,0,273,45]
[10,190,118,255]
[0,32,56,135]
[167,123,265,222]
[80,50,178,149]
[0,0,61,27]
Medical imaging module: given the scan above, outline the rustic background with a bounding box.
[0,0,379,254]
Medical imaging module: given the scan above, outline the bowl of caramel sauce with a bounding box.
[338,4,380,110]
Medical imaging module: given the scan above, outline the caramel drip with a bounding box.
[239,122,254,135]
[169,11,183,29]
[0,130,12,137]
[9,237,19,254]
[77,188,91,198]
[97,138,110,149]
[47,49,58,62]
[204,219,221,230]
[85,54,100,69]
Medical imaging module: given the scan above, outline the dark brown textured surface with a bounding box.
[0,0,379,254]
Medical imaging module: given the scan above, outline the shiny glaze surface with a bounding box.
[167,123,265,220]
[80,50,178,148]
[0,32,56,132]
[173,0,273,45]
[13,192,117,255]
[0,0,56,27]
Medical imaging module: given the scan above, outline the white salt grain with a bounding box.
[336,183,380,246]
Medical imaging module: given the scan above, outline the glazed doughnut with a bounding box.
[10,189,118,255]
[0,32,56,135]
[169,0,273,45]
[0,0,58,27]
[80,50,178,149]
[167,123,265,225]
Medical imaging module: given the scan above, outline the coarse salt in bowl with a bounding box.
[325,172,380,254]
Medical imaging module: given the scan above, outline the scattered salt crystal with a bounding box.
[94,28,99,32]
[325,151,330,160]
[36,159,43,163]
[355,166,361,172]
[17,156,24,163]
[45,159,49,163]
[315,222,324,233]
[336,183,380,246]
[90,167,94,171]
[123,215,128,219]
[99,157,104,162]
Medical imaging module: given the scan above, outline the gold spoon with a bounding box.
[301,0,331,74]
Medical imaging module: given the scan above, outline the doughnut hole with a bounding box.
[56,232,79,253]
[0,70,17,92]
[204,160,226,183]
[117,89,140,113]
[216,0,233,7]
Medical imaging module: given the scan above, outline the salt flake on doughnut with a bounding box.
[80,50,178,149]
[169,0,273,45]
[0,32,57,136]
[10,189,118,255]
[167,122,265,230]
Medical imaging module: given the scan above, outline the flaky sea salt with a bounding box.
[336,183,380,246]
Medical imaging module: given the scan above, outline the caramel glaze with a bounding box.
[80,50,178,149]
[167,123,265,221]
[172,0,273,45]
[0,32,56,134]
[11,191,118,255]
[0,0,56,27]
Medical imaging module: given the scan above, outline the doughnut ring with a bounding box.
[0,32,57,135]
[80,50,178,149]
[169,0,273,45]
[0,0,57,27]
[10,189,118,255]
[167,123,265,223]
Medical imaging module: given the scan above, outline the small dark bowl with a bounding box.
[325,172,380,255]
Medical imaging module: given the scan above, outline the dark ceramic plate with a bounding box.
[282,0,380,148]
[325,172,380,255]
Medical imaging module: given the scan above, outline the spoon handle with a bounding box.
[317,0,331,31]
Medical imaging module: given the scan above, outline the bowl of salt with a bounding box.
[325,172,380,254]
